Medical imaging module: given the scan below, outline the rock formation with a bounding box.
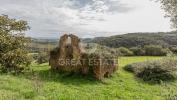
[49,34,118,80]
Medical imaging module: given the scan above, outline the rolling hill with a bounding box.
[88,31,177,48]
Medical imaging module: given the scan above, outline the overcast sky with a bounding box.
[0,0,173,38]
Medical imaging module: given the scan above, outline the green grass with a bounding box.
[0,56,177,100]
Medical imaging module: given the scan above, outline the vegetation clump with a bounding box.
[130,47,145,56]
[144,45,170,56]
[158,0,177,28]
[85,43,120,58]
[118,47,133,56]
[37,52,49,64]
[0,15,31,73]
[124,58,177,83]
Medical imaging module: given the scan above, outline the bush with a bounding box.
[170,46,177,54]
[31,53,38,61]
[118,47,134,56]
[123,64,134,72]
[144,45,169,56]
[37,52,49,64]
[124,58,177,83]
[85,43,120,58]
[0,49,32,73]
[130,47,145,56]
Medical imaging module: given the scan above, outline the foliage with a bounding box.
[124,58,177,83]
[130,47,145,56]
[118,47,133,56]
[158,0,177,28]
[85,43,120,58]
[37,52,49,64]
[90,32,177,48]
[0,15,31,73]
[0,49,32,73]
[170,46,177,54]
[144,45,170,56]
[30,53,38,61]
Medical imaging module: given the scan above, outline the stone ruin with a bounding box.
[49,34,118,80]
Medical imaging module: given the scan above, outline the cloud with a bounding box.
[70,0,134,13]
[0,0,171,38]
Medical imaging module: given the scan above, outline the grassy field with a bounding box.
[0,56,177,100]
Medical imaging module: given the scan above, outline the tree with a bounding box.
[144,45,169,56]
[118,47,134,56]
[158,0,177,28]
[169,46,177,54]
[130,47,145,56]
[0,15,31,73]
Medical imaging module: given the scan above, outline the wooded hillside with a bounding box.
[89,31,177,48]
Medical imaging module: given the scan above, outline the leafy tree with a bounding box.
[144,45,169,56]
[158,0,177,28]
[130,47,145,56]
[170,46,177,54]
[0,15,31,73]
[118,47,133,56]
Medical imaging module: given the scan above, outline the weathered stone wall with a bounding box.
[49,34,118,80]
[82,53,117,80]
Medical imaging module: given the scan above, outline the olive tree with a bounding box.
[0,15,31,73]
[158,0,177,28]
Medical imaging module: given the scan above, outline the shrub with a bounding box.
[85,43,120,58]
[124,58,177,83]
[130,47,145,56]
[31,53,38,61]
[118,47,134,56]
[144,45,169,56]
[0,49,32,73]
[123,64,134,72]
[37,52,49,64]
[170,46,177,54]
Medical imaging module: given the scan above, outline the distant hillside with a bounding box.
[89,31,177,48]
[28,31,177,53]
[30,38,59,45]
[28,38,59,53]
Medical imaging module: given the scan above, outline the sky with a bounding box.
[0,0,173,38]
